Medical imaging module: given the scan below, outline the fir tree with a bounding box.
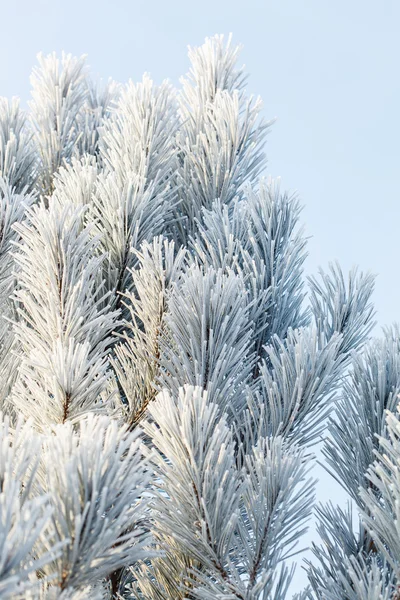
[0,34,396,600]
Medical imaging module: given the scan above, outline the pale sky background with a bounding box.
[1,0,399,595]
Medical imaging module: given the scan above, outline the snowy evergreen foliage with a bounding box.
[0,33,396,599]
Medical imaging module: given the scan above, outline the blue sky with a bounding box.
[2,0,399,593]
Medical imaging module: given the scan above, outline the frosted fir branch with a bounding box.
[0,179,35,293]
[136,386,314,600]
[240,326,343,450]
[0,178,34,251]
[307,331,400,597]
[158,265,255,416]
[303,286,389,599]
[309,554,395,600]
[190,197,271,359]
[75,77,121,159]
[89,171,171,317]
[191,178,309,369]
[176,90,269,239]
[38,414,151,593]
[52,155,100,208]
[180,34,248,118]
[360,405,400,578]
[111,236,187,428]
[0,180,36,411]
[190,198,249,273]
[308,503,376,597]
[95,76,179,302]
[99,74,179,195]
[233,437,314,598]
[333,558,396,600]
[0,97,37,193]
[0,485,57,599]
[244,179,309,352]
[11,200,119,428]
[29,52,89,197]
[174,35,270,243]
[308,262,376,361]
[323,325,400,504]
[140,386,244,599]
[127,540,203,600]
[0,415,64,598]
